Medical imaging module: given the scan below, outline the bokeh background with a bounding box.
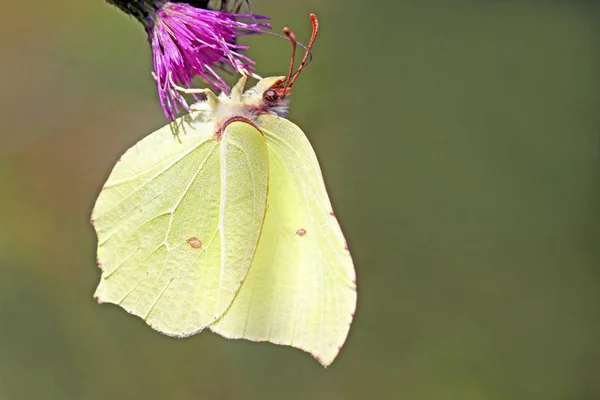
[1,0,599,399]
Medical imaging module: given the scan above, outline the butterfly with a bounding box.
[92,15,357,367]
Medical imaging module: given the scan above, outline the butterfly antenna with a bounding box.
[282,27,298,93]
[286,14,319,89]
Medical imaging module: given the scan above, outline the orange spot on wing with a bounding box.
[186,237,203,249]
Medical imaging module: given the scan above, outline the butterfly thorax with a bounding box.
[189,76,291,135]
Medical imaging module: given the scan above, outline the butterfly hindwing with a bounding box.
[211,115,357,366]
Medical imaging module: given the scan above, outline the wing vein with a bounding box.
[103,129,209,188]
[215,140,227,315]
[164,144,219,248]
[99,139,214,223]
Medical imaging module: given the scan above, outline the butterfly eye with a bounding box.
[263,89,279,102]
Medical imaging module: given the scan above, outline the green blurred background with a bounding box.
[1,0,599,399]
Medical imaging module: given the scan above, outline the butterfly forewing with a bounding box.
[93,118,268,336]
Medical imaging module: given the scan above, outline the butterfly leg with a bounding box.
[165,72,220,112]
[166,72,215,96]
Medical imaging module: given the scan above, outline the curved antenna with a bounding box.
[285,14,319,90]
[282,27,298,93]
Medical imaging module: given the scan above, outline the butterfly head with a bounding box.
[239,76,288,117]
[242,14,320,118]
[187,14,319,126]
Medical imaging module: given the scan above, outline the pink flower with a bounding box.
[108,1,270,119]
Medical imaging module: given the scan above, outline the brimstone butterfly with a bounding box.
[91,15,356,367]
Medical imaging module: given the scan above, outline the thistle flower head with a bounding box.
[107,1,270,119]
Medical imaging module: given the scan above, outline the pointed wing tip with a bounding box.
[314,353,334,368]
[308,345,345,368]
[311,310,357,368]
[296,339,352,368]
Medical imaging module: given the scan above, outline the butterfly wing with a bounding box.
[92,117,268,336]
[211,115,357,366]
